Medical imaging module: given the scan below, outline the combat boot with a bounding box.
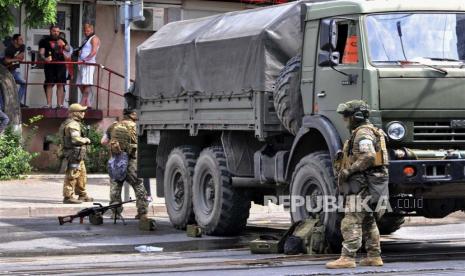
[78,195,94,202]
[360,256,383,266]
[63,197,82,204]
[138,214,157,231]
[326,256,356,269]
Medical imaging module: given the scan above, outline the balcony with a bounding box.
[18,60,132,121]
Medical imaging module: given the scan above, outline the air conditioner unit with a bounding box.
[131,8,165,31]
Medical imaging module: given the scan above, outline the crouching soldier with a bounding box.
[326,100,389,269]
[60,103,93,204]
[102,108,154,230]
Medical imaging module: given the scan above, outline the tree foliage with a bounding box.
[0,0,57,37]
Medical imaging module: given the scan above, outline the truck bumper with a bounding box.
[389,159,465,186]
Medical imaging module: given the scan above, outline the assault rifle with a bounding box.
[58,199,136,226]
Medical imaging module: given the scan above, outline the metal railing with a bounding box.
[20,61,134,117]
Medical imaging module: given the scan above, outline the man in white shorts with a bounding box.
[76,23,100,107]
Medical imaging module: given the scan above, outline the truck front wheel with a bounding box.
[192,147,251,235]
[290,151,343,252]
[164,146,199,229]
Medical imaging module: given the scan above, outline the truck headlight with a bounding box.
[387,122,406,141]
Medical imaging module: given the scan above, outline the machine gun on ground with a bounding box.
[58,199,136,225]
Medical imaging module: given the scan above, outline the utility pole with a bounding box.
[123,1,131,201]
[122,0,144,201]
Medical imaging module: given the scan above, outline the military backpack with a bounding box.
[109,122,132,155]
[284,217,327,255]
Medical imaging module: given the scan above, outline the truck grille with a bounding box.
[413,121,465,142]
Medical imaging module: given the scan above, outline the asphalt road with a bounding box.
[0,216,464,275]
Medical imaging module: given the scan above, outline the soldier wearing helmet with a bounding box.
[101,108,153,230]
[59,103,93,204]
[326,100,389,269]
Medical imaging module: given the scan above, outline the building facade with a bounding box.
[3,0,286,170]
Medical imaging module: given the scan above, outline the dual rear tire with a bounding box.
[164,146,198,229]
[164,146,250,235]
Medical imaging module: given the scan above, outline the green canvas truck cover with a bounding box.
[135,1,309,99]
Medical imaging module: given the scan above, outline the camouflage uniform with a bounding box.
[107,117,148,216]
[327,100,389,268]
[60,104,92,204]
[340,123,388,258]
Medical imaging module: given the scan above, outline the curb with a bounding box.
[26,174,109,179]
[0,205,167,219]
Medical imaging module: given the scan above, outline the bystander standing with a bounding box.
[3,34,27,107]
[39,25,71,108]
[76,23,100,107]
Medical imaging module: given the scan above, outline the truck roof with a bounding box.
[307,0,465,20]
[136,1,303,99]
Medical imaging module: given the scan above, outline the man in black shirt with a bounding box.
[3,34,27,107]
[38,25,71,108]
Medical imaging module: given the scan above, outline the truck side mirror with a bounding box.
[318,51,340,67]
[320,19,338,51]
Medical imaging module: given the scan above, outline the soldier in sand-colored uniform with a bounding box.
[60,103,93,204]
[326,100,389,269]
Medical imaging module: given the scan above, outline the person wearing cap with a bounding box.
[101,109,153,230]
[326,100,389,269]
[59,103,93,204]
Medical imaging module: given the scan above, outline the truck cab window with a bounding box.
[336,22,359,64]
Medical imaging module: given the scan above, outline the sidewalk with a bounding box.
[0,175,463,226]
[0,176,167,219]
[0,175,290,225]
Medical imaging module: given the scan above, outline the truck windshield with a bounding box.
[366,13,465,65]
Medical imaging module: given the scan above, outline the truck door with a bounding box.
[314,18,363,133]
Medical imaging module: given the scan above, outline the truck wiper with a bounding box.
[398,60,448,75]
[422,57,461,62]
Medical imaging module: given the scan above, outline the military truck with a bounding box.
[134,0,465,250]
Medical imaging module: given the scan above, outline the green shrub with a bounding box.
[0,127,38,180]
[85,125,109,173]
[49,124,110,173]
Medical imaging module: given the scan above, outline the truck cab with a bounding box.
[135,0,465,251]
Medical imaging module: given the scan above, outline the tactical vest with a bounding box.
[109,120,136,155]
[344,124,389,168]
[59,118,84,149]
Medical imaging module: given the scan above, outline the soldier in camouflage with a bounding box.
[326,100,389,269]
[102,109,152,229]
[60,103,93,204]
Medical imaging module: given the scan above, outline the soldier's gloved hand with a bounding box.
[83,138,91,144]
[339,169,351,183]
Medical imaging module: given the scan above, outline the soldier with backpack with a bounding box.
[101,109,154,230]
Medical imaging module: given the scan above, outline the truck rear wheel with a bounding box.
[273,55,303,135]
[290,151,343,252]
[192,146,251,235]
[164,146,199,229]
[377,216,405,235]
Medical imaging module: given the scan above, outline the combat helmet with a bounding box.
[336,100,369,121]
[68,103,87,112]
